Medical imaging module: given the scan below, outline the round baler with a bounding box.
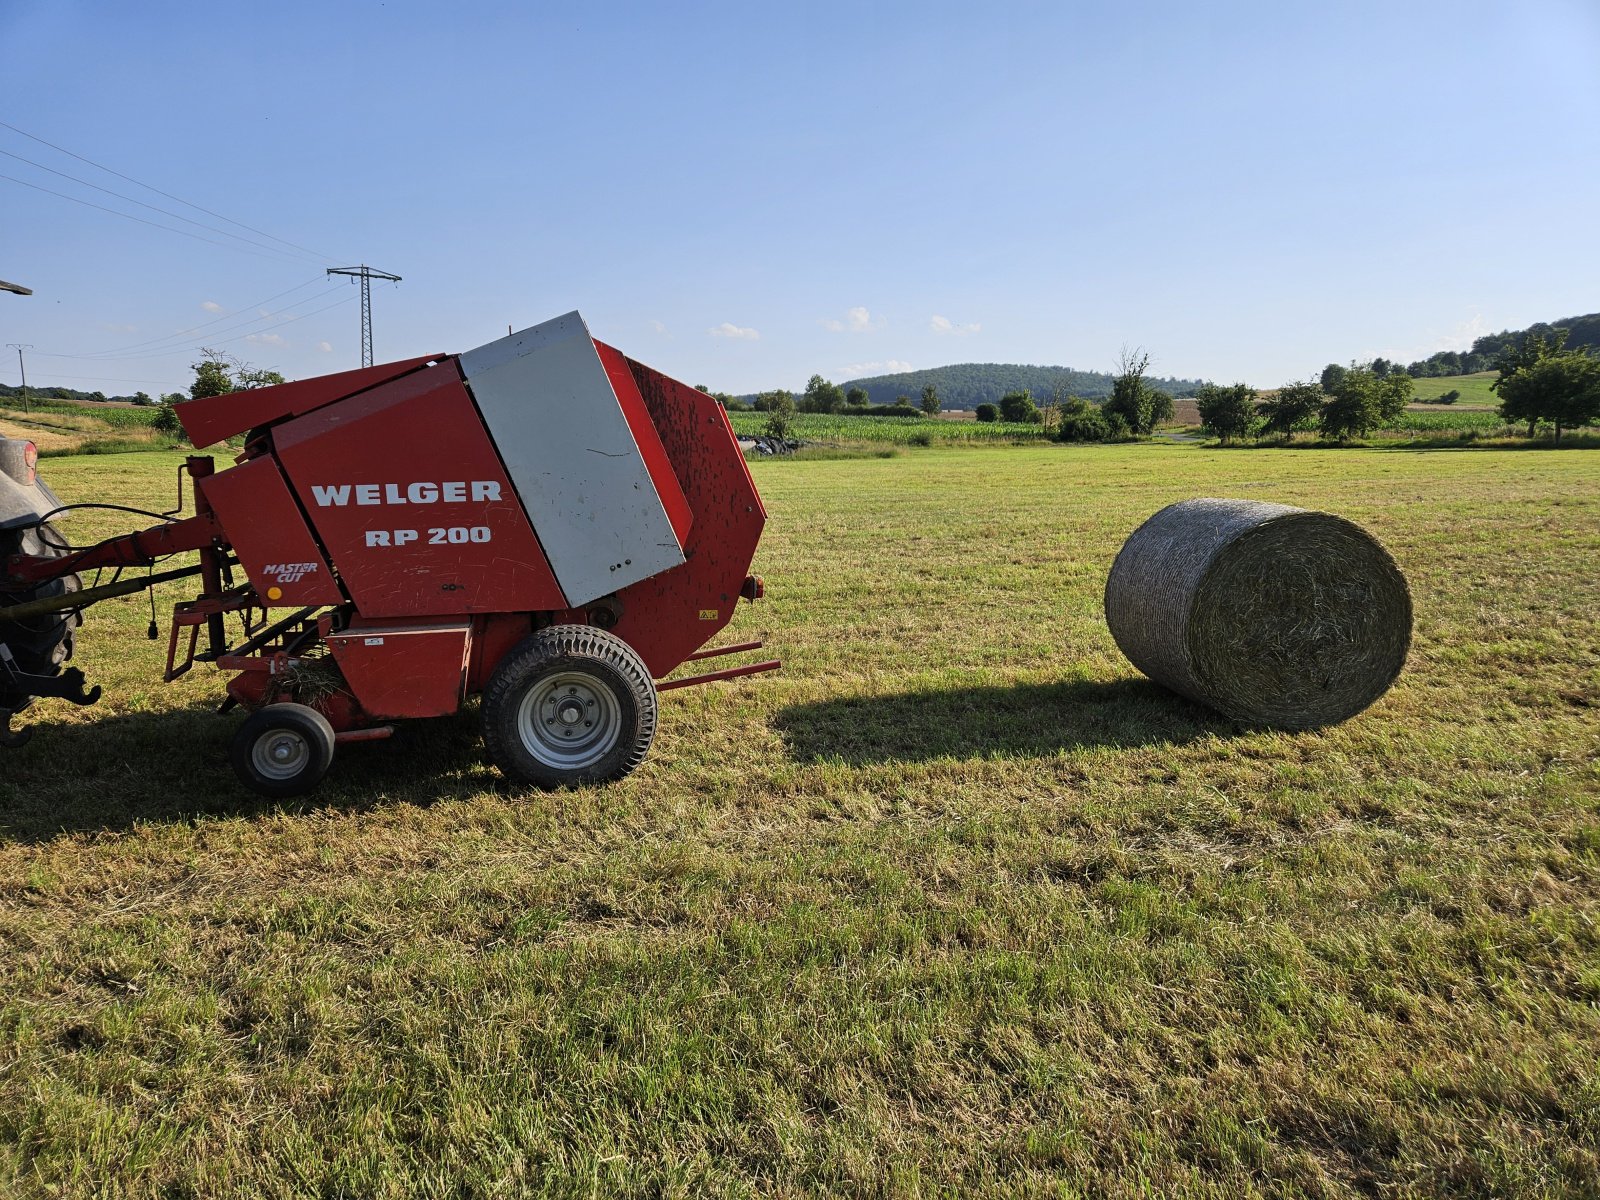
[0,312,776,796]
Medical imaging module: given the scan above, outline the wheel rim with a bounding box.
[515,670,623,769]
[252,728,310,781]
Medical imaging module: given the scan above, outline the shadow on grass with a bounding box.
[774,677,1233,766]
[0,701,491,843]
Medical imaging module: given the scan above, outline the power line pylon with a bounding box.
[326,265,401,367]
[6,343,32,414]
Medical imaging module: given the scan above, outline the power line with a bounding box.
[0,119,335,263]
[0,171,314,266]
[23,373,183,386]
[30,277,328,359]
[0,147,327,265]
[119,293,358,360]
[35,284,345,361]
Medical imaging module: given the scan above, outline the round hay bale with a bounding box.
[1104,498,1411,729]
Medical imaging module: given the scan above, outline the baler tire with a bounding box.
[230,703,336,799]
[482,625,657,790]
[0,522,81,713]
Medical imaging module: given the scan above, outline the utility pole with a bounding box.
[6,344,32,414]
[326,265,401,368]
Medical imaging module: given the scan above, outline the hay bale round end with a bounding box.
[1105,498,1411,729]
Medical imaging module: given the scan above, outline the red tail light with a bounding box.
[22,441,36,487]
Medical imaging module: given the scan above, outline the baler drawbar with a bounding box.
[0,312,777,796]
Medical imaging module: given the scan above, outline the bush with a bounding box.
[1437,389,1460,405]
[151,405,185,439]
[1056,408,1110,442]
[998,390,1040,424]
[975,403,998,423]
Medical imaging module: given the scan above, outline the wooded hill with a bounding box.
[1402,311,1600,377]
[786,363,1205,409]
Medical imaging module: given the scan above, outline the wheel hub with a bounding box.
[516,671,622,767]
[253,730,310,781]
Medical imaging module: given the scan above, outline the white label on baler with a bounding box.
[309,481,502,507]
[364,637,384,646]
[264,561,319,583]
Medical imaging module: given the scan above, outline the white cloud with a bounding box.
[649,319,668,335]
[839,359,913,377]
[822,306,879,334]
[316,340,333,353]
[246,332,286,346]
[709,322,760,340]
[1381,312,1492,365]
[930,314,980,336]
[201,300,223,313]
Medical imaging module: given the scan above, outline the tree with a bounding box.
[1101,348,1168,435]
[1194,382,1259,444]
[919,383,940,416]
[131,391,154,406]
[761,389,796,442]
[845,386,869,408]
[151,404,184,439]
[752,388,793,412]
[189,348,285,400]
[1319,368,1412,440]
[1319,363,1347,394]
[1492,326,1572,436]
[1257,381,1322,440]
[974,403,999,422]
[998,389,1040,423]
[190,351,235,400]
[801,374,845,413]
[1494,352,1600,442]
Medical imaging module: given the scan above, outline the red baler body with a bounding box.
[4,312,773,756]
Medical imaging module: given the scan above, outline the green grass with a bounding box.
[729,410,1048,445]
[1408,372,1501,407]
[2,445,1599,1197]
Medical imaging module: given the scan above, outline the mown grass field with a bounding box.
[3,444,1598,1198]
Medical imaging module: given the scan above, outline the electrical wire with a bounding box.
[0,147,327,266]
[29,290,354,370]
[0,119,336,263]
[37,286,347,362]
[0,172,313,267]
[29,277,326,360]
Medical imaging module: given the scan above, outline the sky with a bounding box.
[2,0,1598,398]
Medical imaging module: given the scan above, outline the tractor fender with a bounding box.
[0,437,64,534]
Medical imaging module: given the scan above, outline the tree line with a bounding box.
[1196,329,1600,445]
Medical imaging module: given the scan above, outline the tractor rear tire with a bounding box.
[482,625,657,790]
[0,522,81,713]
[230,703,337,798]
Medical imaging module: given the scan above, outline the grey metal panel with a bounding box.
[458,311,685,607]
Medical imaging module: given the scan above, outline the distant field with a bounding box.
[1408,372,1500,407]
[729,410,1048,444]
[0,403,166,455]
[2,444,1597,1196]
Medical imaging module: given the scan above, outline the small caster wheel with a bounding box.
[231,702,336,798]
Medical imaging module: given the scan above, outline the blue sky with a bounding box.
[3,0,1598,398]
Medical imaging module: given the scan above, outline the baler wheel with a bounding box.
[230,702,337,798]
[482,625,657,789]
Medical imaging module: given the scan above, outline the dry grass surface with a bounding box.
[1,444,1597,1198]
